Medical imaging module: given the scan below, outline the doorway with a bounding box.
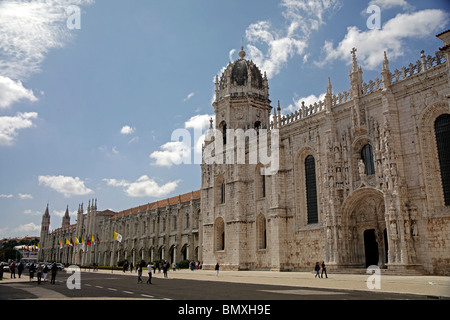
[364,229,379,267]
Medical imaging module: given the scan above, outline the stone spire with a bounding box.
[349,47,363,98]
[62,205,70,228]
[381,51,392,89]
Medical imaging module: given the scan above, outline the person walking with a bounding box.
[137,263,143,283]
[43,264,49,283]
[215,262,220,277]
[29,263,35,282]
[162,260,168,278]
[37,264,43,284]
[314,262,320,278]
[10,262,16,278]
[146,262,152,284]
[17,262,24,278]
[321,261,328,278]
[50,262,58,284]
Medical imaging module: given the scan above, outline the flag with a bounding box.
[96,234,100,244]
[87,239,91,246]
[58,240,63,249]
[75,237,79,244]
[91,234,95,245]
[65,239,70,245]
[114,232,122,243]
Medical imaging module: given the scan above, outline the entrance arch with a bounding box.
[340,188,387,268]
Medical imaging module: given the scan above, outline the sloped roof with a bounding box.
[111,190,201,219]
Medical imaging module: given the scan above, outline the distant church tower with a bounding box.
[38,204,50,261]
[62,205,71,229]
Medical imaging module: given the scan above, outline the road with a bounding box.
[0,270,434,300]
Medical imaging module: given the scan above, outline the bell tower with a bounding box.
[201,46,274,270]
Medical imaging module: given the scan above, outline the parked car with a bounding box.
[1,263,9,272]
[56,263,64,271]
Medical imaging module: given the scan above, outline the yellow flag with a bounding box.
[114,232,122,243]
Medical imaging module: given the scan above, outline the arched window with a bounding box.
[221,182,226,203]
[435,114,450,206]
[361,144,375,175]
[254,121,261,135]
[255,165,266,199]
[256,214,267,249]
[215,217,225,251]
[185,212,190,229]
[222,123,227,145]
[216,175,226,205]
[305,155,318,224]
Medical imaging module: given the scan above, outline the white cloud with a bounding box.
[0,194,14,198]
[229,49,236,62]
[183,92,195,102]
[18,193,33,199]
[23,209,41,216]
[120,125,135,135]
[149,114,213,167]
[368,0,410,9]
[14,222,40,235]
[284,93,326,114]
[38,175,94,198]
[0,112,38,146]
[244,0,340,78]
[103,175,180,198]
[184,114,212,131]
[149,141,191,167]
[0,76,38,109]
[0,0,94,80]
[316,9,448,70]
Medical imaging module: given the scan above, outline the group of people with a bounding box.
[314,261,328,278]
[0,261,60,284]
[189,260,202,271]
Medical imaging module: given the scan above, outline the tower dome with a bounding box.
[215,46,268,103]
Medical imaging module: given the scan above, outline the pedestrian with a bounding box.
[18,262,24,278]
[37,264,43,284]
[314,262,320,278]
[321,261,328,278]
[43,264,49,283]
[29,262,35,282]
[172,262,176,272]
[50,262,58,284]
[215,262,220,277]
[163,260,168,278]
[146,262,152,284]
[0,262,3,280]
[130,262,134,273]
[10,262,16,278]
[137,263,143,283]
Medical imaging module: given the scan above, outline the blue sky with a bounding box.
[0,0,449,238]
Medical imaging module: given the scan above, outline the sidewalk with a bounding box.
[2,268,449,298]
[83,267,450,298]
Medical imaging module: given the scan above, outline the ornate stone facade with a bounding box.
[201,32,450,275]
[39,31,450,275]
[39,191,201,267]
